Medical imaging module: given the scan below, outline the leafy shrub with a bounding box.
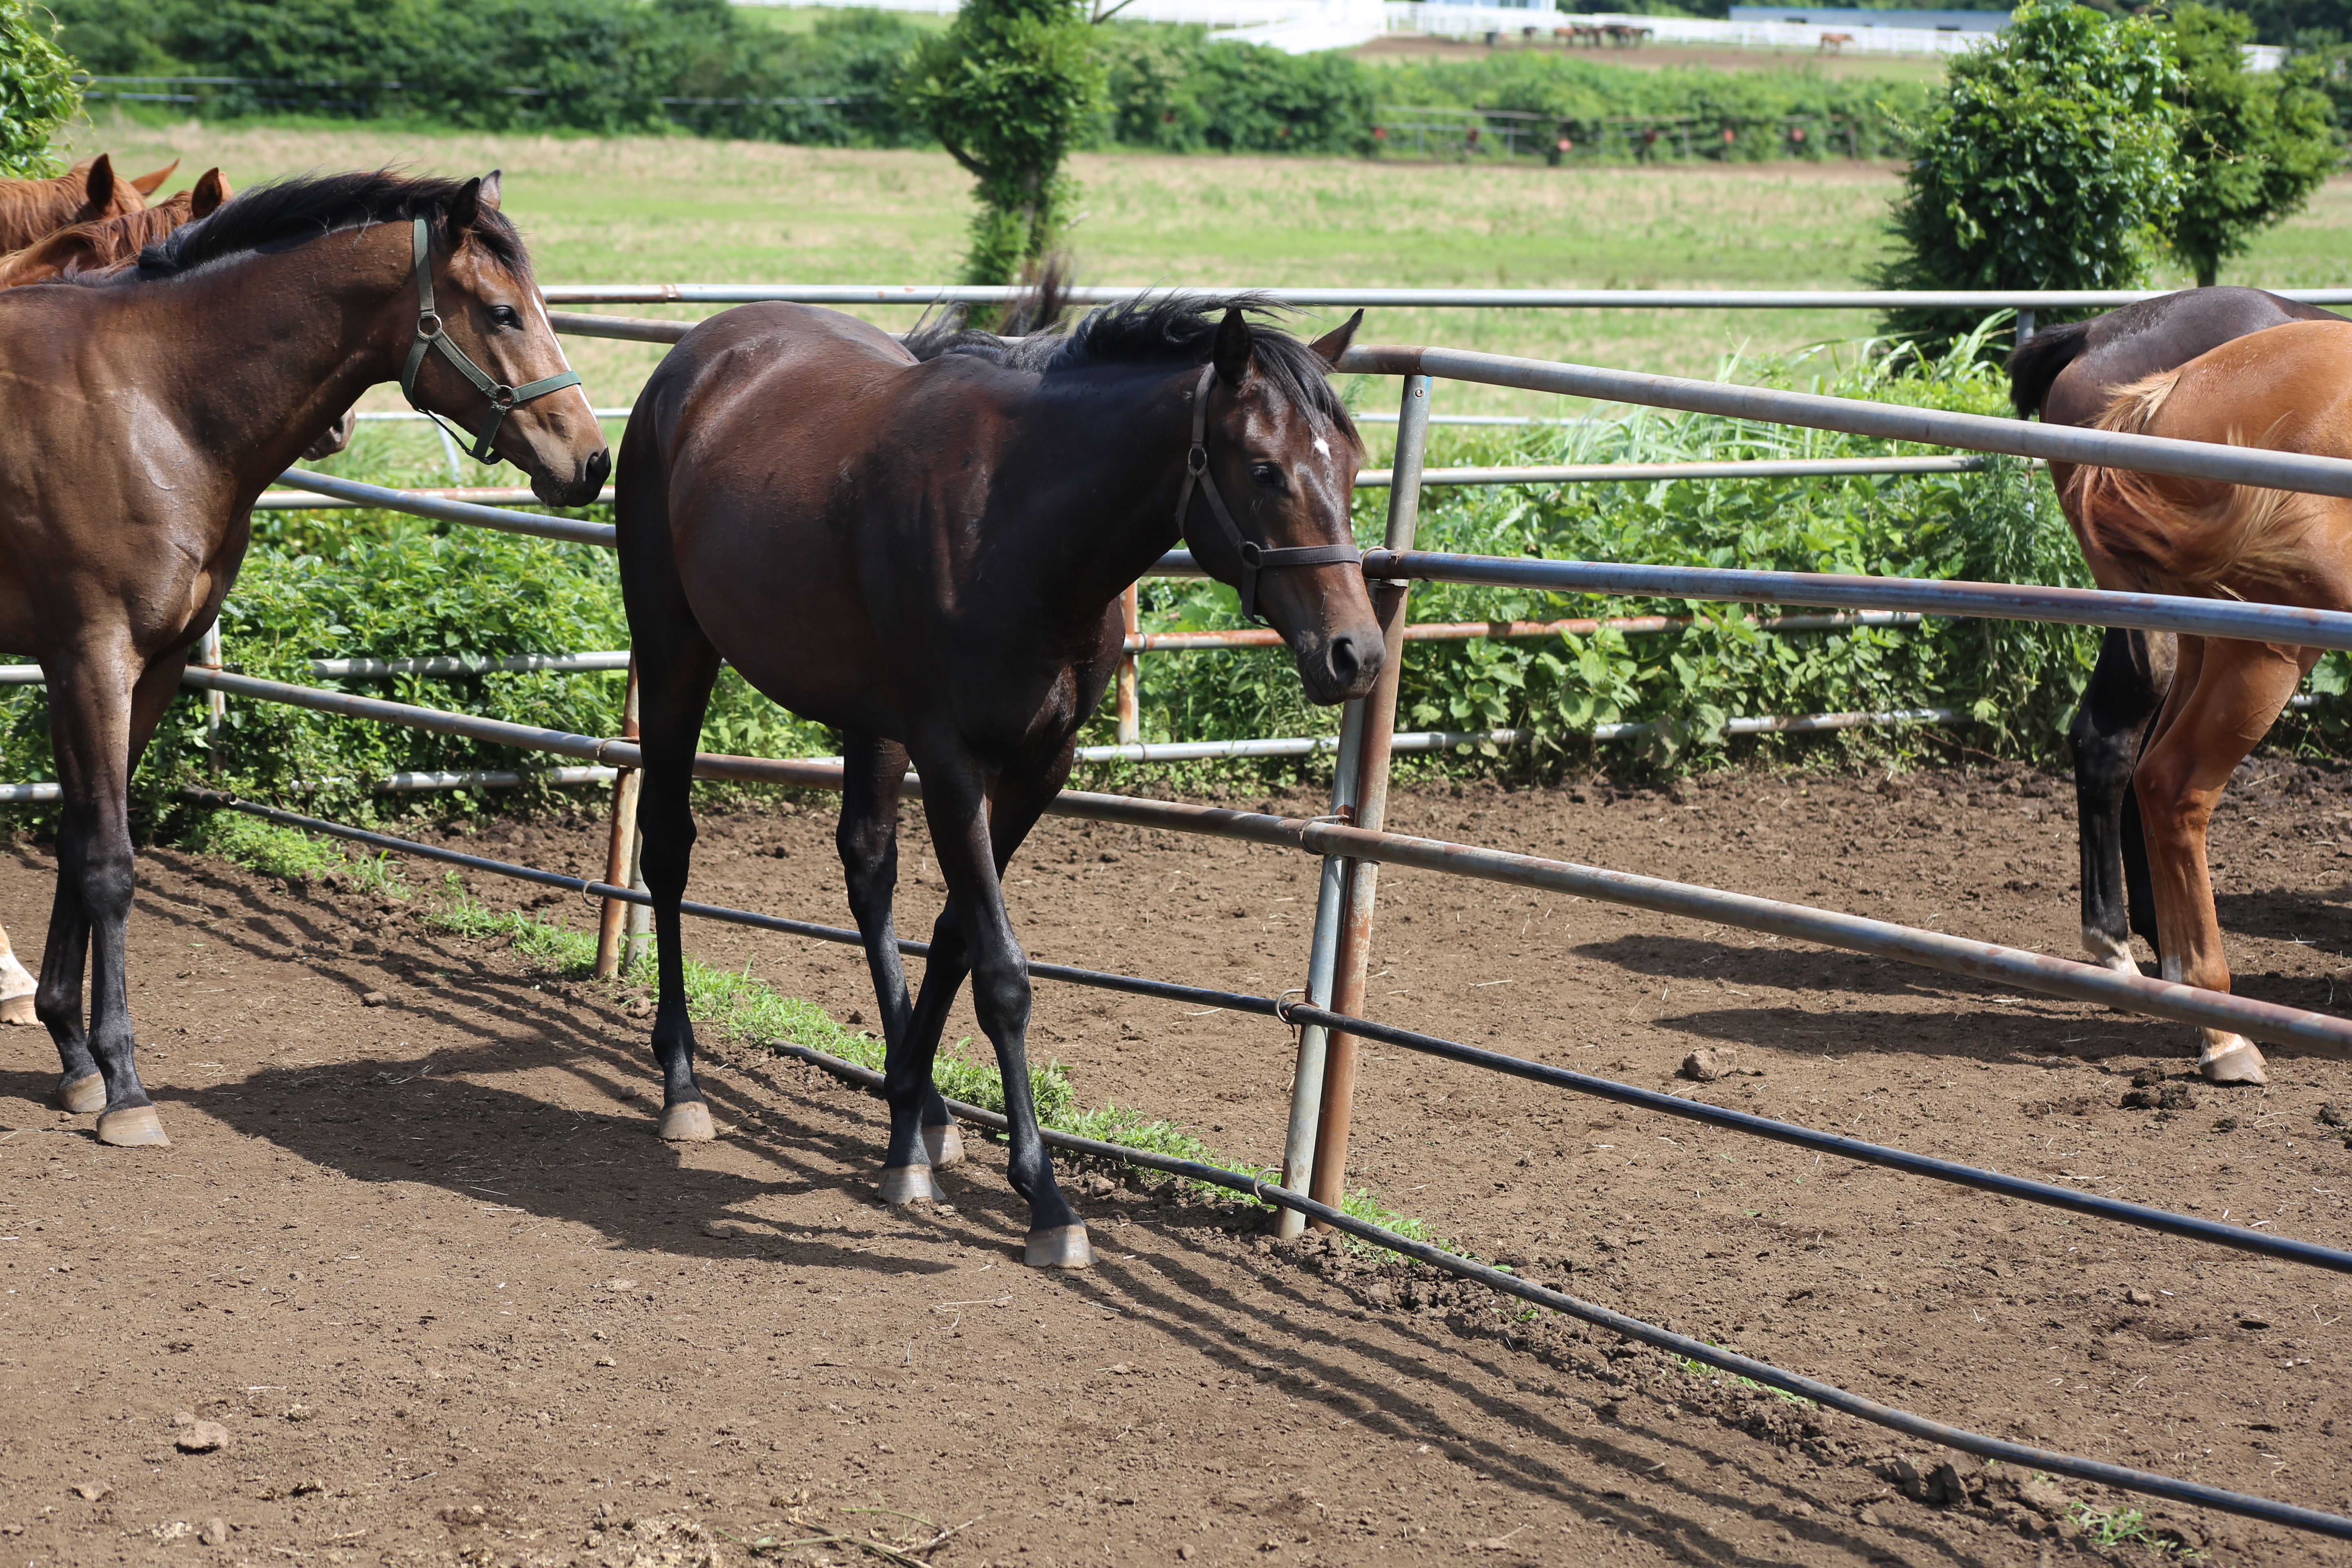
[1098,25,1376,154]
[0,0,80,177]
[2167,3,2338,287]
[1869,1,2184,356]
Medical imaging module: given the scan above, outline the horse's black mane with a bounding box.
[907,282,1355,436]
[130,169,527,281]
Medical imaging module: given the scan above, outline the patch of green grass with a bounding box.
[1675,1344,1815,1406]
[2067,1499,2198,1558]
[187,810,408,897]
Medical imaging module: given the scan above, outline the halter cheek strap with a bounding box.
[398,216,581,465]
[1174,361,1363,626]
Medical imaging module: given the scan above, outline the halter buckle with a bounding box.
[489,385,518,410]
[1185,444,1209,477]
[416,312,443,341]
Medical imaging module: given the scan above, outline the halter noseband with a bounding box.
[398,216,581,465]
[1174,361,1363,626]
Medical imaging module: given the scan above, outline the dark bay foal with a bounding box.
[616,295,1382,1267]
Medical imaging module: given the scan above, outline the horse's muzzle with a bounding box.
[533,446,612,507]
[1298,629,1382,705]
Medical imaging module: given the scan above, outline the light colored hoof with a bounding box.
[656,1102,716,1142]
[2199,1038,2270,1086]
[0,993,34,1025]
[1024,1224,1095,1270]
[877,1164,945,1205]
[2082,929,2140,976]
[96,1106,169,1147]
[922,1120,965,1170]
[57,1073,104,1115]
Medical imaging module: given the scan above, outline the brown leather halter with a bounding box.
[1174,361,1363,626]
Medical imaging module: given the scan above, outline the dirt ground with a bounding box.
[3,759,2351,1567]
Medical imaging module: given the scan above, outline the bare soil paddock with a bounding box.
[3,762,2351,1566]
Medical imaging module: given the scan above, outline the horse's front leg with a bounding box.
[840,733,964,1201]
[2071,628,2169,973]
[40,646,163,1145]
[906,745,1087,1267]
[2135,636,2306,1086]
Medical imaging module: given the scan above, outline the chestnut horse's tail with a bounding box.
[2062,370,2318,597]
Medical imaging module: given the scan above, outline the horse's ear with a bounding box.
[188,168,230,218]
[129,159,178,197]
[445,176,487,238]
[1307,309,1363,369]
[478,169,503,210]
[84,155,114,209]
[1212,306,1254,390]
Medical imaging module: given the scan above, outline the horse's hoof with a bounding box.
[656,1102,716,1142]
[1024,1224,1094,1270]
[877,1164,945,1205]
[2199,1038,2270,1086]
[2081,929,2140,976]
[95,1106,169,1147]
[0,993,34,1026]
[57,1073,104,1116]
[922,1120,965,1170]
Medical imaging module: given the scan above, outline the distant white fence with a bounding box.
[745,0,2284,64]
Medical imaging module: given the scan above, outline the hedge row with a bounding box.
[50,0,1926,158]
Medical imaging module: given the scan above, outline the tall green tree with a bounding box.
[0,0,82,178]
[2167,4,2337,287]
[1869,1,2183,356]
[902,0,1103,287]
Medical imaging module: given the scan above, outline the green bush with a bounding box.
[1099,25,1376,154]
[1869,1,2184,356]
[0,0,80,177]
[2167,2,2338,287]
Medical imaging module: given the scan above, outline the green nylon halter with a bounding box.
[398,216,581,465]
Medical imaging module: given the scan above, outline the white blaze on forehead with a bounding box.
[1313,435,1332,458]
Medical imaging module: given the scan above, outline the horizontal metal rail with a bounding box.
[1336,343,2352,500]
[308,652,633,679]
[775,1041,2352,1541]
[1358,456,2001,487]
[352,409,633,422]
[169,668,2352,1055]
[268,469,615,546]
[256,484,615,512]
[539,283,2352,310]
[1366,550,2352,651]
[183,789,2352,1274]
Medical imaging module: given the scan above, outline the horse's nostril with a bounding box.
[1329,635,1363,687]
[585,448,613,488]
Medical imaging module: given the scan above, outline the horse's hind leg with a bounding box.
[904,746,1087,1267]
[2071,628,2170,972]
[39,649,163,1145]
[2134,636,2307,1086]
[839,735,962,1204]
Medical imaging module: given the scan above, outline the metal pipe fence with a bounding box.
[541,285,2352,309]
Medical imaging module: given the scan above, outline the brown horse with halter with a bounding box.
[2058,318,2352,1087]
[0,155,176,252]
[617,293,1381,1267]
[0,167,230,286]
[0,169,606,1146]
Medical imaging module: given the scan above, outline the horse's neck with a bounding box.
[1009,369,1194,610]
[132,238,408,495]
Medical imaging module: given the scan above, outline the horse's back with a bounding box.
[2136,318,2352,458]
[2043,289,2345,429]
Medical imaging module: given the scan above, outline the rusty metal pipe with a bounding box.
[1125,610,1919,652]
[1115,584,1141,745]
[594,659,643,980]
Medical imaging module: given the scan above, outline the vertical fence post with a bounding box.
[196,622,225,771]
[1116,583,1141,746]
[594,657,643,981]
[2016,308,2036,346]
[1276,699,1367,1241]
[1306,372,1430,1228]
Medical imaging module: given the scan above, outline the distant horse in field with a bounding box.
[0,167,230,287]
[617,293,1380,1267]
[0,169,606,1145]
[0,156,175,252]
[2011,287,2345,1082]
[2056,318,2352,1086]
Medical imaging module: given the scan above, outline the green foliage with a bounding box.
[902,0,1103,285]
[1365,47,1931,161]
[1870,2,2185,356]
[1096,323,2107,773]
[2166,4,2338,287]
[0,0,80,177]
[1097,24,1375,154]
[187,810,409,895]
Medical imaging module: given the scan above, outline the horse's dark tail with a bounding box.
[2008,317,2094,417]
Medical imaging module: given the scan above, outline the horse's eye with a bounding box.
[1249,462,1284,488]
[488,305,523,330]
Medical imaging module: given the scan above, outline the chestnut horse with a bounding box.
[0,169,606,1146]
[0,167,230,286]
[617,296,1381,1267]
[0,155,174,251]
[2060,318,2352,1086]
[2013,289,2344,1083]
